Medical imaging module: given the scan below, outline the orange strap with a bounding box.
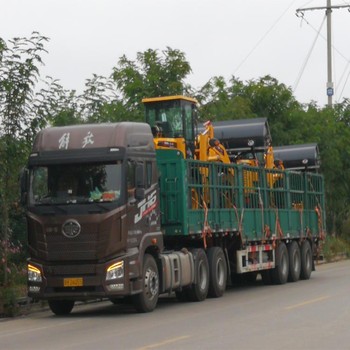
[201,200,212,249]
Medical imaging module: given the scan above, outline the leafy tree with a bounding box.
[44,79,84,126]
[0,33,51,284]
[321,101,350,235]
[82,74,125,123]
[43,48,194,125]
[195,76,255,122]
[112,47,192,121]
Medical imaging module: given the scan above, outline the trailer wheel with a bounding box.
[187,248,209,302]
[133,254,159,313]
[288,241,301,282]
[207,247,227,298]
[300,240,312,280]
[48,300,75,315]
[271,242,289,285]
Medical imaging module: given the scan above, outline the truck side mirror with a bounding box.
[20,167,29,206]
[135,164,144,188]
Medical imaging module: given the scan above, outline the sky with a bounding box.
[1,0,350,106]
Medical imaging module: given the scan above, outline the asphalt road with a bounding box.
[1,260,350,350]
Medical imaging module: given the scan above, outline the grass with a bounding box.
[322,235,350,262]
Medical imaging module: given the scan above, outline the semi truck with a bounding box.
[21,96,326,315]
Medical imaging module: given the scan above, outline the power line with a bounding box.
[339,69,350,101]
[296,1,350,107]
[233,0,298,75]
[295,11,350,102]
[293,14,326,92]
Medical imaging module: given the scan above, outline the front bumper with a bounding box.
[27,255,142,301]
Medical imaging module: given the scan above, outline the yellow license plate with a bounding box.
[63,277,83,287]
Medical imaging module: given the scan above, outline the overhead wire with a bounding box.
[339,70,350,101]
[293,14,326,92]
[335,0,350,101]
[300,0,317,7]
[233,0,298,75]
[294,4,350,102]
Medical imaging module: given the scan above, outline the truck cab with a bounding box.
[23,122,163,313]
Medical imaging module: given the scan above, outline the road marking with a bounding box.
[0,320,77,338]
[137,335,191,349]
[285,296,330,310]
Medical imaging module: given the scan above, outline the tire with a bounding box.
[133,254,159,313]
[271,242,289,285]
[207,247,227,298]
[187,248,209,302]
[288,241,301,282]
[48,300,75,315]
[300,240,313,280]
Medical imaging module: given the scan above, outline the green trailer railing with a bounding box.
[156,150,325,242]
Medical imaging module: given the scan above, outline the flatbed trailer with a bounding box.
[158,150,325,276]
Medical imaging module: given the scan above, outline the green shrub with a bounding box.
[0,286,20,317]
[0,239,27,317]
[322,236,350,262]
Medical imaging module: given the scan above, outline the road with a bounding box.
[1,260,350,350]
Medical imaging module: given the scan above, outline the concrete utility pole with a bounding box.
[296,1,350,107]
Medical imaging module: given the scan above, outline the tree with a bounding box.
[0,33,51,285]
[112,47,192,121]
[195,76,255,122]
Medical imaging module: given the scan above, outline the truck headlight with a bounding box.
[28,264,42,282]
[106,261,124,281]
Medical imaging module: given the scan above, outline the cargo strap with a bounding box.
[315,205,326,240]
[264,224,271,239]
[201,199,212,249]
[274,208,284,238]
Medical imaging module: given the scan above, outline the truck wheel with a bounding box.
[133,254,159,313]
[271,242,289,285]
[48,300,74,315]
[288,241,301,282]
[207,247,227,298]
[300,240,312,280]
[187,248,209,302]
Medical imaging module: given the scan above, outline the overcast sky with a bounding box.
[1,0,350,106]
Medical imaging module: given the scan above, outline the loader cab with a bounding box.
[142,95,198,158]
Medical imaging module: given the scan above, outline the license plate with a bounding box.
[64,277,83,287]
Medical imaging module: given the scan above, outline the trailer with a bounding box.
[21,98,326,315]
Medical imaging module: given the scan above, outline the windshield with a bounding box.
[29,162,122,205]
[145,100,195,142]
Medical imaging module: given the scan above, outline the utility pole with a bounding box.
[326,0,333,107]
[296,1,350,107]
